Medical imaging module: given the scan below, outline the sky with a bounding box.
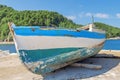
[0,0,120,28]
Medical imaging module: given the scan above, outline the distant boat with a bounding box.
[8,22,106,75]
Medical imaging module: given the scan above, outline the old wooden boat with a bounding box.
[8,22,106,75]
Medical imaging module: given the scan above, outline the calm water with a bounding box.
[0,44,16,53]
[0,39,120,53]
[103,39,120,50]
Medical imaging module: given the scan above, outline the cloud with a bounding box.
[85,13,92,17]
[79,12,92,18]
[116,13,120,18]
[94,13,109,19]
[66,16,76,20]
[81,12,109,19]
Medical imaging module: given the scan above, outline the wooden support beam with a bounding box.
[71,63,102,70]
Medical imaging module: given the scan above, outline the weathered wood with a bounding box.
[71,63,102,70]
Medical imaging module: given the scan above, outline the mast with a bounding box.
[92,15,94,25]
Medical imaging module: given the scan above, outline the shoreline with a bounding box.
[0,42,14,44]
[107,38,120,40]
[102,49,120,52]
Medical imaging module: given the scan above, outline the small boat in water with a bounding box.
[8,22,106,75]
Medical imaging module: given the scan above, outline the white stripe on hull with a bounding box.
[14,34,105,50]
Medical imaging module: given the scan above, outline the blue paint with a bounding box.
[13,26,105,39]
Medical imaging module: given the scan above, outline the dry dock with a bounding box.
[0,50,120,80]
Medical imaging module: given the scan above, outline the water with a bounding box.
[103,39,120,50]
[0,40,120,53]
[0,44,16,53]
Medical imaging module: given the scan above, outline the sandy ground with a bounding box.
[0,50,120,80]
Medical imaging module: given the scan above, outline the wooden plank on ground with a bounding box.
[71,63,102,70]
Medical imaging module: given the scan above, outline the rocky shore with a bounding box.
[0,50,120,80]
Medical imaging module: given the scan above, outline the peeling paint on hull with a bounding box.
[19,43,104,75]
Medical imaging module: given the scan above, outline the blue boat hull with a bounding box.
[8,23,106,75]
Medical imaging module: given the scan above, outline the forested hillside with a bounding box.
[0,5,81,41]
[94,22,120,38]
[0,4,120,41]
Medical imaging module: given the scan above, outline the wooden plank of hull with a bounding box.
[14,34,105,50]
[19,42,104,75]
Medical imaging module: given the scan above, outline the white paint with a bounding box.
[14,34,105,50]
[89,24,93,32]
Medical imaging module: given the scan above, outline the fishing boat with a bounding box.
[8,22,106,75]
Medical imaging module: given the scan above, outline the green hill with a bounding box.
[0,4,120,41]
[94,22,120,38]
[0,5,81,41]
